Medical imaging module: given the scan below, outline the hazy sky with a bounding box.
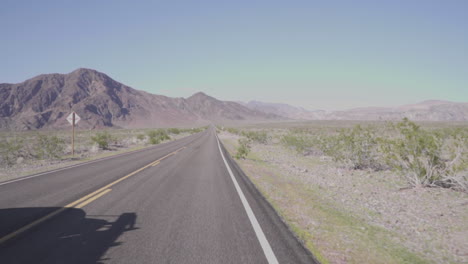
[1,0,467,110]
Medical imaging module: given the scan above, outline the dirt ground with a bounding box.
[219,130,467,264]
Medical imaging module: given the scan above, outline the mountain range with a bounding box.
[242,100,468,122]
[0,68,278,130]
[0,68,466,130]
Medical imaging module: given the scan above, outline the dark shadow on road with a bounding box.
[0,207,138,264]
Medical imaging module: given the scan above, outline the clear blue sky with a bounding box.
[1,0,467,110]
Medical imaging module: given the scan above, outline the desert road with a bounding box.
[0,127,317,264]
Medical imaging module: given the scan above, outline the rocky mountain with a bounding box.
[242,101,326,120]
[243,100,468,122]
[327,100,468,121]
[0,69,279,130]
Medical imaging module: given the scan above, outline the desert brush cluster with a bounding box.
[228,118,467,192]
[0,127,206,169]
[218,119,467,263]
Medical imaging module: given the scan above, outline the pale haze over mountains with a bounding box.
[0,69,466,130]
[243,100,468,122]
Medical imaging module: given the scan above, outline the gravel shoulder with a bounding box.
[219,131,468,264]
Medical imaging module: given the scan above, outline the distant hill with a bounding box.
[242,101,326,120]
[327,100,468,121]
[0,69,279,130]
[242,100,468,122]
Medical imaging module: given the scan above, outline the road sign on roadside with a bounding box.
[66,112,80,156]
[66,112,81,125]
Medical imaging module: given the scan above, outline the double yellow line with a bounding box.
[0,146,186,245]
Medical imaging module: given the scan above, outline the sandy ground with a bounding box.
[219,131,468,264]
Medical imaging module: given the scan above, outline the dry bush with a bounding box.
[147,129,170,145]
[242,130,269,144]
[0,137,23,166]
[319,125,384,170]
[91,131,113,150]
[35,134,65,160]
[280,132,313,154]
[381,118,467,190]
[235,138,251,159]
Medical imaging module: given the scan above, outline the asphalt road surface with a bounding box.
[0,127,317,264]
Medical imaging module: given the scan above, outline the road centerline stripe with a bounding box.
[0,146,187,245]
[215,134,279,264]
[75,189,112,209]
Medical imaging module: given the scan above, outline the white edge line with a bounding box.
[216,133,279,264]
[0,133,200,187]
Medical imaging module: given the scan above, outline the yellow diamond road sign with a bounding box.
[66,112,81,125]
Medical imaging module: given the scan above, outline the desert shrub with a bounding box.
[382,118,467,190]
[0,137,23,166]
[189,127,206,134]
[322,125,383,170]
[149,137,160,145]
[235,138,251,159]
[226,127,240,135]
[35,134,65,159]
[91,131,113,150]
[147,129,170,145]
[242,130,268,144]
[167,128,181,135]
[281,133,312,154]
[136,134,145,141]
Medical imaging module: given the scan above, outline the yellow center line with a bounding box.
[75,189,112,209]
[0,146,187,245]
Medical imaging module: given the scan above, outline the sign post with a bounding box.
[66,112,81,156]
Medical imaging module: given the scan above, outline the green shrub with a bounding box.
[226,127,240,135]
[91,131,113,150]
[235,138,251,159]
[0,137,23,166]
[188,127,205,134]
[322,125,382,170]
[168,128,181,135]
[35,134,65,159]
[281,133,312,154]
[149,137,160,145]
[242,130,269,144]
[136,134,145,141]
[147,129,170,145]
[382,118,467,189]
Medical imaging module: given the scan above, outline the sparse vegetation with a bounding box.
[91,131,113,150]
[235,138,251,159]
[34,134,65,160]
[277,119,467,191]
[190,126,208,134]
[0,126,206,183]
[0,137,24,166]
[147,129,171,145]
[167,128,181,135]
[281,132,313,154]
[242,130,268,144]
[321,125,383,170]
[226,127,240,135]
[382,118,467,190]
[136,134,145,141]
[219,120,468,263]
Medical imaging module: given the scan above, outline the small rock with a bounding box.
[16,157,24,164]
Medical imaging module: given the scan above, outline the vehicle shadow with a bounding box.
[0,207,138,264]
